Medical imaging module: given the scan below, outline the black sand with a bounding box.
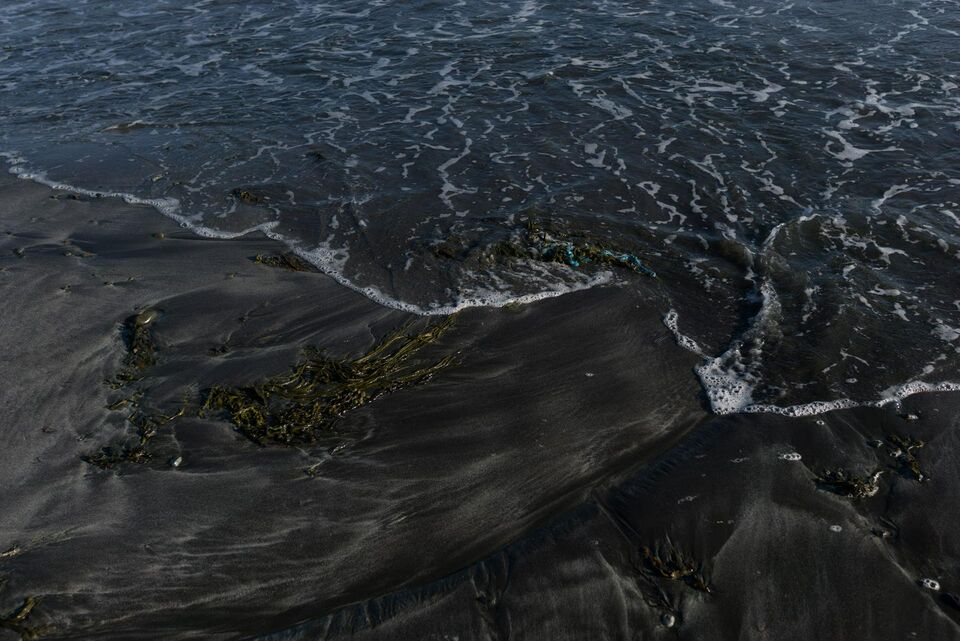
[1,172,959,640]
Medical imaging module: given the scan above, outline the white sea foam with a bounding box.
[2,152,282,239]
[2,152,614,316]
[664,307,960,417]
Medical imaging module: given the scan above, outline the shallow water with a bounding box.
[2,0,959,411]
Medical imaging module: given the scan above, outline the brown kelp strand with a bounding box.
[815,469,883,499]
[638,538,712,594]
[201,316,458,446]
[251,252,316,273]
[0,596,48,640]
[433,217,656,277]
[109,309,160,388]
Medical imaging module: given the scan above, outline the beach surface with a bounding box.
[1,171,959,640]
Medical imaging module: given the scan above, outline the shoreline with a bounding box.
[0,156,620,318]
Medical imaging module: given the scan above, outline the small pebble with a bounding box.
[920,578,940,591]
[661,613,676,628]
[779,452,802,461]
[170,456,183,468]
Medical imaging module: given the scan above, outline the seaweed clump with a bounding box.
[109,309,160,388]
[231,188,265,205]
[638,538,712,594]
[86,310,186,469]
[0,596,48,640]
[885,434,928,482]
[435,218,656,277]
[252,253,316,273]
[630,537,712,627]
[83,404,186,470]
[201,317,457,446]
[641,539,713,594]
[815,469,883,499]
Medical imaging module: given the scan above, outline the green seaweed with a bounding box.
[815,469,883,499]
[83,405,186,470]
[435,217,656,277]
[638,537,712,594]
[106,391,143,412]
[109,310,160,388]
[885,434,927,482]
[201,317,457,446]
[251,253,316,273]
[86,310,185,469]
[231,188,265,205]
[0,596,48,640]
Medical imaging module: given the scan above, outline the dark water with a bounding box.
[2,0,959,412]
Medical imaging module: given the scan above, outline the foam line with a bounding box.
[664,308,960,417]
[2,152,613,316]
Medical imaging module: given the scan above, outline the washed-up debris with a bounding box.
[83,405,186,469]
[251,253,316,272]
[201,316,457,446]
[109,309,160,388]
[779,452,802,461]
[0,596,47,640]
[0,546,20,560]
[230,188,265,205]
[885,434,928,482]
[815,469,883,499]
[433,217,656,277]
[638,537,712,594]
[86,310,187,469]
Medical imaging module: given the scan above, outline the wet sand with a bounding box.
[0,170,958,640]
